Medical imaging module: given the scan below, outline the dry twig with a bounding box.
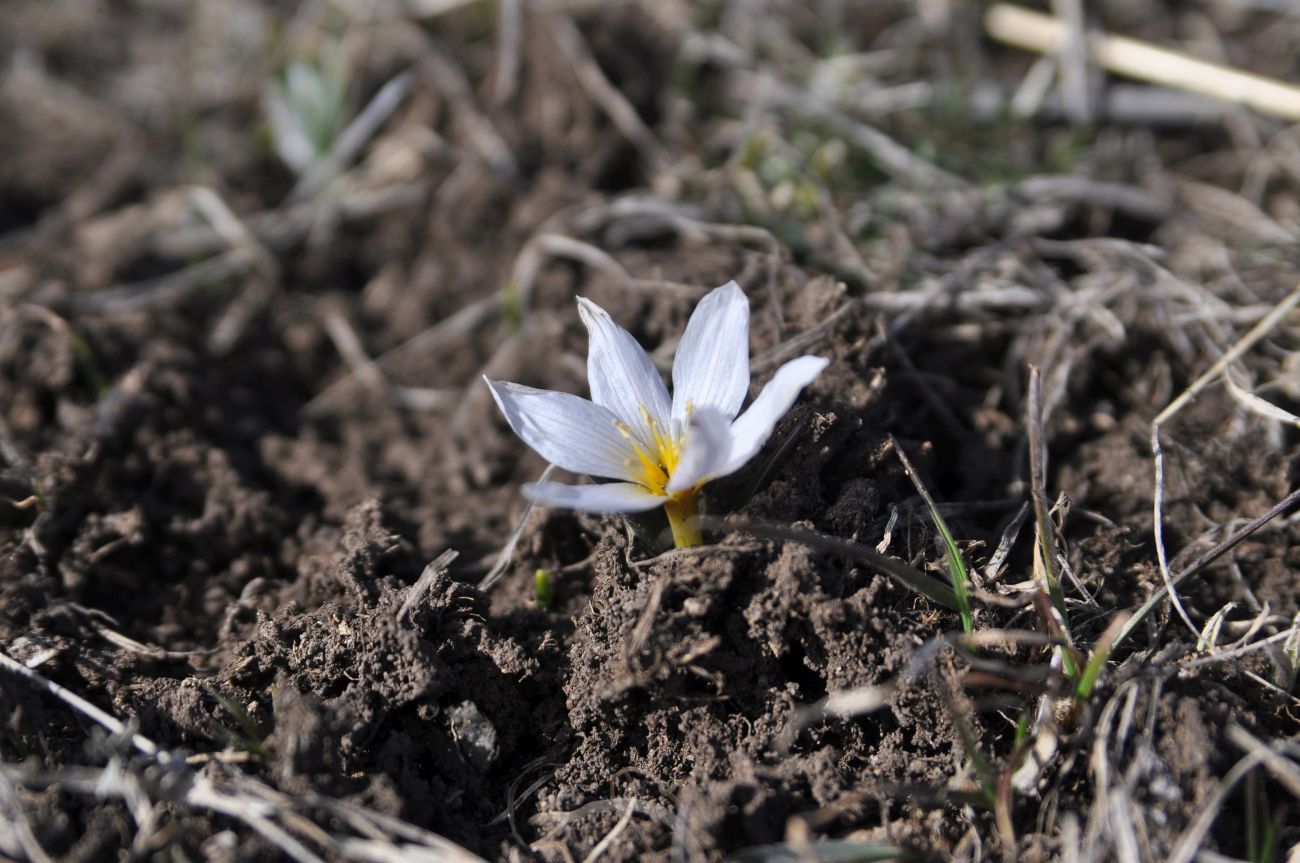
[987,3,1300,121]
[547,14,669,179]
[1150,282,1300,636]
[479,466,556,591]
[399,549,461,621]
[0,649,485,863]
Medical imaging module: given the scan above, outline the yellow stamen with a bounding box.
[615,407,688,497]
[614,419,669,491]
[640,405,680,475]
[614,408,702,547]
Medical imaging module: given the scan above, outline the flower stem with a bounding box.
[664,493,702,548]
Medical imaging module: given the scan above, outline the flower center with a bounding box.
[614,406,681,496]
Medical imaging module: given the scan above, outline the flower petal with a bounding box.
[522,481,666,513]
[577,296,672,450]
[717,355,829,478]
[485,378,640,481]
[671,281,751,423]
[665,406,734,493]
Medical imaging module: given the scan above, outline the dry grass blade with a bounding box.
[321,305,459,412]
[480,465,556,591]
[337,837,483,861]
[302,293,503,417]
[1166,751,1268,863]
[1083,679,1143,860]
[1227,725,1300,799]
[531,798,674,831]
[0,649,160,756]
[749,298,860,373]
[779,629,1054,752]
[0,770,54,863]
[777,682,896,753]
[400,549,461,620]
[730,840,905,862]
[582,799,637,863]
[1016,176,1171,222]
[68,247,260,315]
[1026,366,1070,642]
[1116,484,1300,652]
[1223,368,1300,428]
[986,3,1300,120]
[710,516,959,610]
[755,72,967,190]
[0,648,486,863]
[290,70,415,202]
[1178,627,1299,671]
[493,0,523,105]
[547,14,669,178]
[535,234,705,297]
[420,42,517,177]
[299,791,487,861]
[322,304,390,401]
[1146,280,1300,638]
[984,502,1030,583]
[1051,0,1091,124]
[190,186,283,355]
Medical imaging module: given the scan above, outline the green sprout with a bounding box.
[503,279,523,332]
[1013,712,1030,748]
[264,39,350,174]
[1073,612,1130,703]
[533,568,554,610]
[1245,769,1279,863]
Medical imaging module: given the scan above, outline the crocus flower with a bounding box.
[485,281,827,547]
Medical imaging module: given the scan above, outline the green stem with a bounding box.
[664,493,702,548]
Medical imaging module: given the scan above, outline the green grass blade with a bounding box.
[1074,612,1130,701]
[953,707,997,805]
[892,437,973,632]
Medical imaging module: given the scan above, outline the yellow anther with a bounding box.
[638,406,680,475]
[612,411,700,549]
[614,417,670,493]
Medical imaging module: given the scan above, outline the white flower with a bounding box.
[485,280,827,545]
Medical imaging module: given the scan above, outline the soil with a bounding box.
[1,2,1299,862]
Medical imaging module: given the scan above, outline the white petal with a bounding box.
[577,296,671,450]
[665,406,734,493]
[485,378,640,481]
[671,281,751,423]
[522,481,665,513]
[717,355,829,478]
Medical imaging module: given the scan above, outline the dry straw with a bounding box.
[985,3,1300,122]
